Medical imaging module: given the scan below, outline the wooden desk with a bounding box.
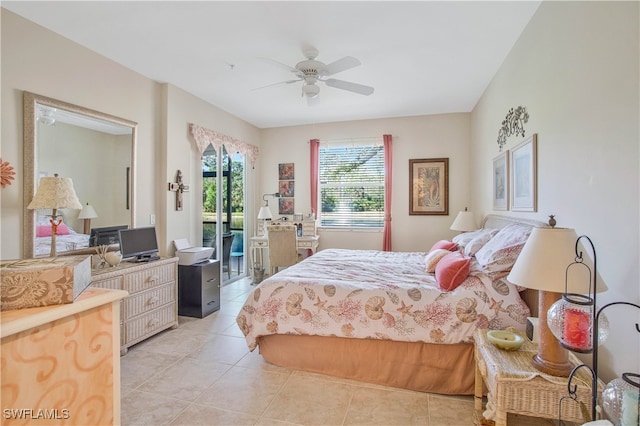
[1,288,127,426]
[249,234,319,276]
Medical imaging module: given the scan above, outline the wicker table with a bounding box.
[474,329,602,425]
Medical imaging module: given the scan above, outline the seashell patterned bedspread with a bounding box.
[236,249,530,351]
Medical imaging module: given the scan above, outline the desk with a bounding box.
[249,234,319,277]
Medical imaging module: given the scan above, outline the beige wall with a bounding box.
[258,113,472,252]
[471,1,639,381]
[0,10,260,260]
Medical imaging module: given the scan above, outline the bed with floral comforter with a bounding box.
[237,248,529,351]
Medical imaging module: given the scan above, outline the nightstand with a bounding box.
[473,329,603,425]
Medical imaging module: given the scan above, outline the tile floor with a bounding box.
[120,277,560,425]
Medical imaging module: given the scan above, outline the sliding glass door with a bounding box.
[202,146,246,283]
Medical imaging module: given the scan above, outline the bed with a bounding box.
[236,215,545,395]
[34,222,90,256]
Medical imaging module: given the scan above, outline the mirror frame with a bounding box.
[23,91,137,258]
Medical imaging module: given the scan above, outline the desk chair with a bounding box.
[221,233,234,279]
[230,231,244,274]
[267,224,298,276]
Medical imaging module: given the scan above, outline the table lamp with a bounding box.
[257,205,273,235]
[77,203,98,234]
[507,225,581,377]
[27,173,82,257]
[450,207,476,232]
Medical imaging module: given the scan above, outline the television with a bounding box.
[118,226,160,262]
[89,225,128,247]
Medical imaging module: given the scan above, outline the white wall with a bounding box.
[259,113,472,252]
[471,1,639,381]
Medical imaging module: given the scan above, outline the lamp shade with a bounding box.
[77,203,98,219]
[257,206,273,220]
[27,174,82,211]
[450,210,477,232]
[507,227,607,294]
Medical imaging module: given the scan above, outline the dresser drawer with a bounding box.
[92,275,124,291]
[124,282,176,319]
[124,263,176,294]
[124,303,176,344]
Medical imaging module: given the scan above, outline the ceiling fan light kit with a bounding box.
[257,47,374,102]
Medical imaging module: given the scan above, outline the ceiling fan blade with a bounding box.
[323,56,361,76]
[252,79,301,91]
[259,57,301,75]
[324,78,374,96]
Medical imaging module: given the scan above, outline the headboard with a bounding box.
[480,214,550,317]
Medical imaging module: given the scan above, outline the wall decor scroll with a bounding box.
[497,106,529,152]
[409,158,449,215]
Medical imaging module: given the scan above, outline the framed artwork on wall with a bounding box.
[279,180,295,197]
[278,163,295,180]
[409,158,449,215]
[492,151,509,211]
[510,134,537,212]
[279,198,295,215]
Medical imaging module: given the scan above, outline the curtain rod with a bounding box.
[314,136,386,145]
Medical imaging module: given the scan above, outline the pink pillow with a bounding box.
[429,239,458,253]
[435,252,471,291]
[36,223,71,237]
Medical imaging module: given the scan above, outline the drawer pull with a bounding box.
[207,300,217,305]
[147,318,159,328]
[147,296,159,306]
[206,278,217,283]
[146,275,159,285]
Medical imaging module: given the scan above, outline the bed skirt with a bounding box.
[257,334,475,395]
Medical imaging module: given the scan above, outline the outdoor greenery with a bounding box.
[202,153,244,215]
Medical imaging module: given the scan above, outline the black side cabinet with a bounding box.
[178,259,220,318]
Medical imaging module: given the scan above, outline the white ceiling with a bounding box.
[4,1,541,129]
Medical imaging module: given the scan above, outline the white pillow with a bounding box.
[463,229,499,257]
[475,224,532,273]
[453,228,498,251]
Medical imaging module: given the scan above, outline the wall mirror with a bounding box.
[23,91,137,258]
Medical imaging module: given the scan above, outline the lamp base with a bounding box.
[532,353,573,377]
[533,290,574,377]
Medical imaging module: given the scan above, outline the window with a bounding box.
[319,143,384,227]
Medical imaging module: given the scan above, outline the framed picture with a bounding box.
[409,158,449,215]
[492,151,509,211]
[510,134,537,212]
[278,163,295,180]
[279,198,295,215]
[278,180,295,197]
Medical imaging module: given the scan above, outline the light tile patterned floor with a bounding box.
[120,277,559,425]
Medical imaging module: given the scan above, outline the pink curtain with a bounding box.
[309,139,320,217]
[383,134,393,251]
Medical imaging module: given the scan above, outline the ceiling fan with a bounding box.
[255,47,374,104]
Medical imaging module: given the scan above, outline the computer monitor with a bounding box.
[89,225,128,247]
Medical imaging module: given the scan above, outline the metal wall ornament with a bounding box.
[497,106,530,152]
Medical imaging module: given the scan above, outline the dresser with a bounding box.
[178,259,220,318]
[1,288,127,426]
[91,257,178,355]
